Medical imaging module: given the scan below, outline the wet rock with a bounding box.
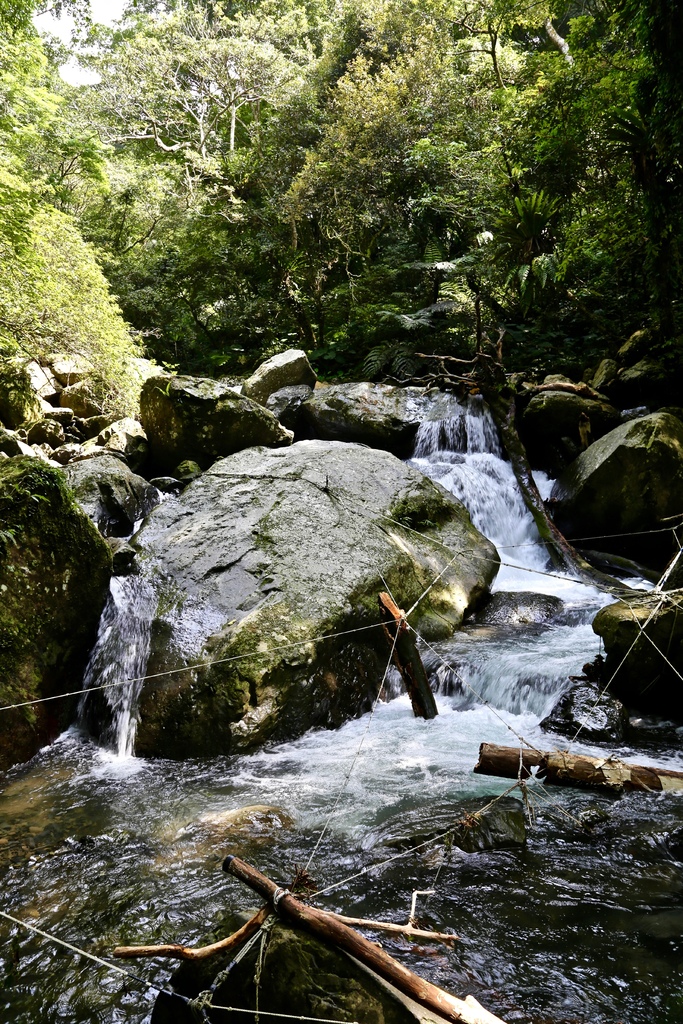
[139,374,293,472]
[59,381,102,419]
[26,419,66,449]
[105,537,138,575]
[127,440,499,758]
[266,384,314,432]
[0,358,43,428]
[475,591,564,626]
[301,383,466,457]
[593,594,683,719]
[0,458,112,771]
[520,390,621,474]
[95,417,149,472]
[242,348,317,405]
[150,476,183,495]
[540,681,628,743]
[173,459,202,483]
[154,922,448,1024]
[550,412,683,565]
[173,805,295,858]
[64,454,161,538]
[372,797,526,854]
[453,796,526,852]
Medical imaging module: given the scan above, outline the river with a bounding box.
[1,397,682,1024]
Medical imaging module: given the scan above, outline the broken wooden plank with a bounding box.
[112,906,268,961]
[379,592,438,719]
[223,854,508,1024]
[474,742,683,793]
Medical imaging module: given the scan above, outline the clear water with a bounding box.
[2,397,682,1024]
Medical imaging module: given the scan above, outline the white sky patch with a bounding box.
[34,0,128,85]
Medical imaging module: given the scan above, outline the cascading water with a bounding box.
[79,575,156,757]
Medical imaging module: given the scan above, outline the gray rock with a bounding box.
[95,417,149,472]
[79,413,119,439]
[0,359,43,428]
[520,390,621,474]
[540,681,628,743]
[44,407,74,426]
[124,440,498,758]
[26,419,66,449]
[139,374,293,472]
[372,796,526,854]
[617,329,652,366]
[301,383,465,456]
[550,412,683,564]
[64,454,161,538]
[265,383,314,431]
[242,348,317,405]
[59,382,102,419]
[0,426,25,458]
[475,591,565,626]
[105,537,138,575]
[50,355,89,386]
[150,476,183,495]
[25,360,60,401]
[610,358,672,408]
[51,443,84,466]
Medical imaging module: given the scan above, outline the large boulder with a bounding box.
[91,417,149,472]
[266,384,314,432]
[0,458,112,770]
[95,441,498,758]
[242,348,317,405]
[0,359,43,428]
[609,358,673,409]
[59,381,102,419]
[520,390,621,474]
[139,374,293,472]
[550,412,683,565]
[63,454,161,537]
[475,591,564,626]
[301,384,465,457]
[593,595,683,719]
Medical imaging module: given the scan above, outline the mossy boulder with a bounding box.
[609,358,673,409]
[0,458,112,770]
[550,412,683,565]
[139,374,293,472]
[102,441,498,758]
[301,383,467,457]
[242,348,317,405]
[0,359,43,429]
[520,390,621,474]
[593,595,683,719]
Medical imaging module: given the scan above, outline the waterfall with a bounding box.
[79,575,156,758]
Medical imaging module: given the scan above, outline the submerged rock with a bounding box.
[139,374,293,472]
[540,681,628,743]
[550,412,683,565]
[0,458,112,770]
[122,441,498,758]
[64,454,161,537]
[593,594,683,719]
[475,591,564,626]
[301,383,466,457]
[242,348,317,405]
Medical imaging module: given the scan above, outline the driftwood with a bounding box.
[522,381,602,400]
[379,592,438,719]
[224,854,509,1024]
[111,906,458,961]
[113,906,269,960]
[474,742,683,793]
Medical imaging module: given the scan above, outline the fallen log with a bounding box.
[112,906,268,961]
[379,591,438,719]
[223,854,508,1024]
[474,742,683,793]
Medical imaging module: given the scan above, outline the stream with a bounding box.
[2,397,683,1024]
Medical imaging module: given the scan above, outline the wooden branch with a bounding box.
[223,855,509,1024]
[112,906,268,961]
[379,592,438,719]
[333,915,458,945]
[474,742,683,793]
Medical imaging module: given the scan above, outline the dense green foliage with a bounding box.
[2,0,682,383]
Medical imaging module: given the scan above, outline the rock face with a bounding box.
[242,348,317,405]
[301,383,466,457]
[593,595,683,719]
[0,458,112,770]
[139,374,293,472]
[520,390,621,474]
[120,441,498,758]
[0,359,43,428]
[64,455,161,537]
[540,681,628,743]
[550,412,683,564]
[154,922,451,1024]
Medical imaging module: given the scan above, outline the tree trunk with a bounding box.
[474,742,683,793]
[379,592,438,719]
[223,855,509,1024]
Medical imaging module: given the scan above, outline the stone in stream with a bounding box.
[139,373,293,472]
[368,797,526,855]
[116,440,498,758]
[63,454,161,537]
[540,681,628,744]
[300,382,468,457]
[519,389,621,475]
[550,411,683,566]
[0,458,112,770]
[474,591,565,626]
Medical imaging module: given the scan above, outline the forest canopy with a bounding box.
[2,0,682,386]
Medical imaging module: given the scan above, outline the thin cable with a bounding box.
[207,1007,360,1023]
